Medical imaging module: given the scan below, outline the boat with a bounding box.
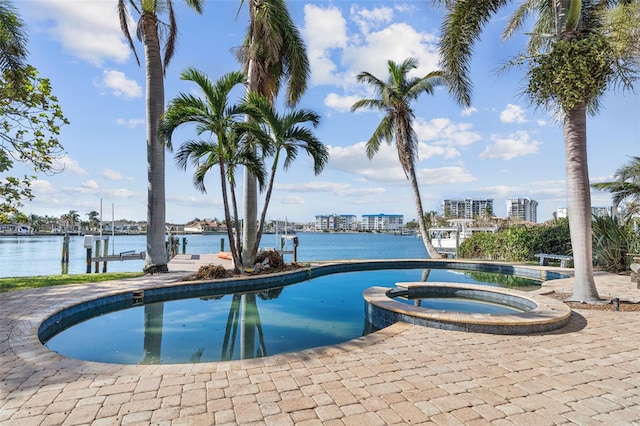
[429,219,497,256]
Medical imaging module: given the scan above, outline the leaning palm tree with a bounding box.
[160,68,266,270]
[592,156,640,222]
[118,0,204,273]
[237,92,328,260]
[438,0,639,302]
[351,58,448,259]
[238,0,310,267]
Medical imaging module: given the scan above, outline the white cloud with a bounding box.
[53,157,87,175]
[324,93,361,113]
[416,167,476,185]
[350,5,394,35]
[342,23,440,80]
[303,5,440,90]
[480,131,541,160]
[275,181,387,201]
[303,5,348,86]
[30,179,56,195]
[102,169,131,181]
[278,195,305,205]
[415,118,482,148]
[116,118,144,128]
[461,107,477,117]
[276,181,354,193]
[96,70,142,99]
[65,179,99,195]
[500,104,527,124]
[24,0,131,66]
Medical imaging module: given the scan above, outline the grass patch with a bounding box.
[0,272,144,292]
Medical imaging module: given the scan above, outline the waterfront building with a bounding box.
[314,214,358,231]
[506,197,538,223]
[556,206,615,219]
[442,198,494,220]
[360,214,403,232]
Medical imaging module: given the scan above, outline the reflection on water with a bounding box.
[44,268,542,364]
[142,303,164,364]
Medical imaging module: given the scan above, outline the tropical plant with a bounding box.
[118,0,204,273]
[237,0,310,266]
[237,92,328,262]
[592,215,639,273]
[59,209,80,232]
[86,210,100,231]
[351,57,448,259]
[160,68,266,271]
[438,0,639,302]
[592,156,640,223]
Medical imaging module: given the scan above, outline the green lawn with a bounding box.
[0,272,144,292]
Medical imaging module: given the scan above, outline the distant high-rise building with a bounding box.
[557,206,615,219]
[314,214,358,231]
[506,197,538,222]
[360,214,403,231]
[442,198,494,219]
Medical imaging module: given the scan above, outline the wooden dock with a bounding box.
[91,251,145,262]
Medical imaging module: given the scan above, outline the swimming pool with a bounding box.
[41,261,556,364]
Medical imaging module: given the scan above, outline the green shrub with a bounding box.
[592,215,639,273]
[459,221,571,262]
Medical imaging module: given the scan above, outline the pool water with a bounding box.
[393,297,525,314]
[44,268,541,364]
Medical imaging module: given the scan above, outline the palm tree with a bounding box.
[437,0,639,302]
[238,0,310,267]
[351,58,448,259]
[60,209,80,233]
[592,156,640,222]
[160,68,266,270]
[0,0,27,81]
[118,0,204,273]
[86,210,100,231]
[237,92,328,260]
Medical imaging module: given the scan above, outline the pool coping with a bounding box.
[363,282,572,334]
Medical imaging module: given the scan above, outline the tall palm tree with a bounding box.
[118,0,203,273]
[438,0,639,302]
[237,92,328,259]
[351,58,448,259]
[160,68,266,270]
[592,156,640,222]
[238,0,310,267]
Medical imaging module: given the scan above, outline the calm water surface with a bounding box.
[44,267,540,364]
[0,232,427,277]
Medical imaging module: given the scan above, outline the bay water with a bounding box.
[0,232,427,277]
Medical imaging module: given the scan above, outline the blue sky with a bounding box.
[14,0,639,224]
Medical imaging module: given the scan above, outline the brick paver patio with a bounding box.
[1,263,639,425]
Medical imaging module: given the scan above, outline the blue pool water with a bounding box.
[393,297,524,314]
[43,267,541,364]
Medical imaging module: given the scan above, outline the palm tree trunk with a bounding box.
[251,161,278,257]
[142,14,167,273]
[242,55,259,268]
[408,165,442,259]
[229,173,244,270]
[564,103,599,301]
[220,162,241,272]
